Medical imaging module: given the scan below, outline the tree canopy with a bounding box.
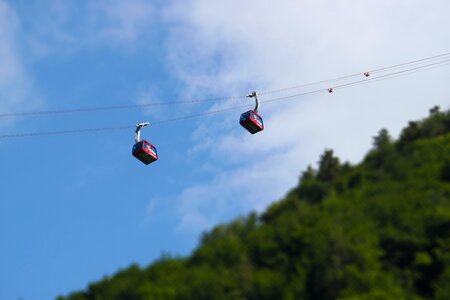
[58,107,450,300]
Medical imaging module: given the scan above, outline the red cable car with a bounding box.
[240,110,264,134]
[240,91,264,134]
[132,122,158,165]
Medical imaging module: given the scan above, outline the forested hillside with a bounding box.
[58,107,450,300]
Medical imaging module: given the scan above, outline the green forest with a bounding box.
[58,106,450,300]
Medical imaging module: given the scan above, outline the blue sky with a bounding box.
[1,1,450,299]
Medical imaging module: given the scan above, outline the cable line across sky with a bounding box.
[1,52,450,119]
[0,52,450,139]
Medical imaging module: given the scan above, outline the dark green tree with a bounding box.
[58,107,450,300]
[317,149,341,182]
[373,128,391,149]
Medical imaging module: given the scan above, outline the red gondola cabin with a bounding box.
[132,140,158,165]
[240,110,264,134]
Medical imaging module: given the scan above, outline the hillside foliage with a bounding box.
[58,107,450,300]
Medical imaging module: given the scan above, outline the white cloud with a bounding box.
[92,0,156,44]
[136,85,166,120]
[0,1,38,126]
[24,0,156,57]
[164,0,450,232]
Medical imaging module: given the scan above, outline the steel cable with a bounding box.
[1,55,449,139]
[1,52,449,119]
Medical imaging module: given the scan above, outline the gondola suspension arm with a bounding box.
[246,91,260,113]
[135,122,150,143]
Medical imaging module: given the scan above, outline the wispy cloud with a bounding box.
[0,1,38,126]
[136,85,164,119]
[164,0,450,233]
[93,0,156,44]
[22,0,156,57]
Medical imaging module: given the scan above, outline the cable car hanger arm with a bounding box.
[246,91,260,113]
[135,122,149,143]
